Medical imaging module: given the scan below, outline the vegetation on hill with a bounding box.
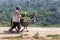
[0,0,60,27]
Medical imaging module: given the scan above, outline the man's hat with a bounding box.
[16,6,21,10]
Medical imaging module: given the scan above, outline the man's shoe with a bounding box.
[17,30,20,34]
[8,30,13,33]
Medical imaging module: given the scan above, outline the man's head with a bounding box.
[16,6,21,10]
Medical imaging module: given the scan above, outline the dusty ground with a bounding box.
[0,27,60,40]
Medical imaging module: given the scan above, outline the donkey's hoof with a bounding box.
[26,30,29,32]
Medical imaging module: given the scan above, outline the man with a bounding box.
[9,6,21,33]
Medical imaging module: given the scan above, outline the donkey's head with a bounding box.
[29,13,35,19]
[29,13,36,23]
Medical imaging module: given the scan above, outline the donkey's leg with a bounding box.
[26,27,29,32]
[20,27,25,32]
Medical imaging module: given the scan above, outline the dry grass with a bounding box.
[1,33,60,40]
[1,33,48,40]
[47,34,60,40]
[32,32,40,39]
[2,34,23,39]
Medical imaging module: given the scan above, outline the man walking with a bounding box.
[9,6,21,33]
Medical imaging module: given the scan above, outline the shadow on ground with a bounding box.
[0,31,21,34]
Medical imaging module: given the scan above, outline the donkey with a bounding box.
[20,13,35,32]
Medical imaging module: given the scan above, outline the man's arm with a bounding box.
[10,18,13,26]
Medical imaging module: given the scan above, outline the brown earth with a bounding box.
[0,27,60,40]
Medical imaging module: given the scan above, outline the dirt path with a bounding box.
[0,27,60,39]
